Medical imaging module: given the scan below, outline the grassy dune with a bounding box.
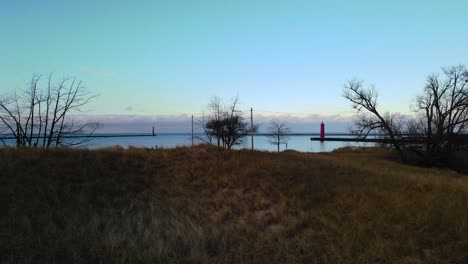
[2,146,467,263]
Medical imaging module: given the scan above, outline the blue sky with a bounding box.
[1,0,467,132]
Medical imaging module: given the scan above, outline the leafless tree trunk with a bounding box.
[0,126,6,147]
[209,97,223,147]
[343,79,406,160]
[267,120,290,152]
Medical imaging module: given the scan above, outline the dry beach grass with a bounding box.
[2,145,467,263]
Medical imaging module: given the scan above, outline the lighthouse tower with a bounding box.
[320,122,325,142]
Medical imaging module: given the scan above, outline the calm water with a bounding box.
[1,133,374,152]
[83,133,373,152]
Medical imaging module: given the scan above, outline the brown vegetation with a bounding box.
[2,146,468,263]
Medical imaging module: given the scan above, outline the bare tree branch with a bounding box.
[267,120,290,152]
[344,64,468,165]
[0,74,101,148]
[199,96,255,150]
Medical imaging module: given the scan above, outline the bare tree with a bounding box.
[199,96,256,150]
[0,74,101,148]
[267,120,290,152]
[343,79,406,159]
[195,113,215,145]
[411,65,468,162]
[196,97,223,146]
[208,96,224,147]
[0,126,6,147]
[343,65,468,165]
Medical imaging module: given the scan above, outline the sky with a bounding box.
[1,0,467,132]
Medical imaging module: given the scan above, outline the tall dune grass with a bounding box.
[2,146,467,263]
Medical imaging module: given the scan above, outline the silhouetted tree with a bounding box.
[343,79,406,159]
[196,97,223,146]
[0,74,101,148]
[196,113,215,145]
[267,120,290,152]
[343,65,468,165]
[410,65,468,163]
[0,127,6,147]
[199,96,256,150]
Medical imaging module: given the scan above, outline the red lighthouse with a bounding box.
[320,122,325,142]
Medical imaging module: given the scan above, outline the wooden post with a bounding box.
[251,108,254,150]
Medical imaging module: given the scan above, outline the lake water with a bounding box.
[1,133,375,152]
[83,133,374,152]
